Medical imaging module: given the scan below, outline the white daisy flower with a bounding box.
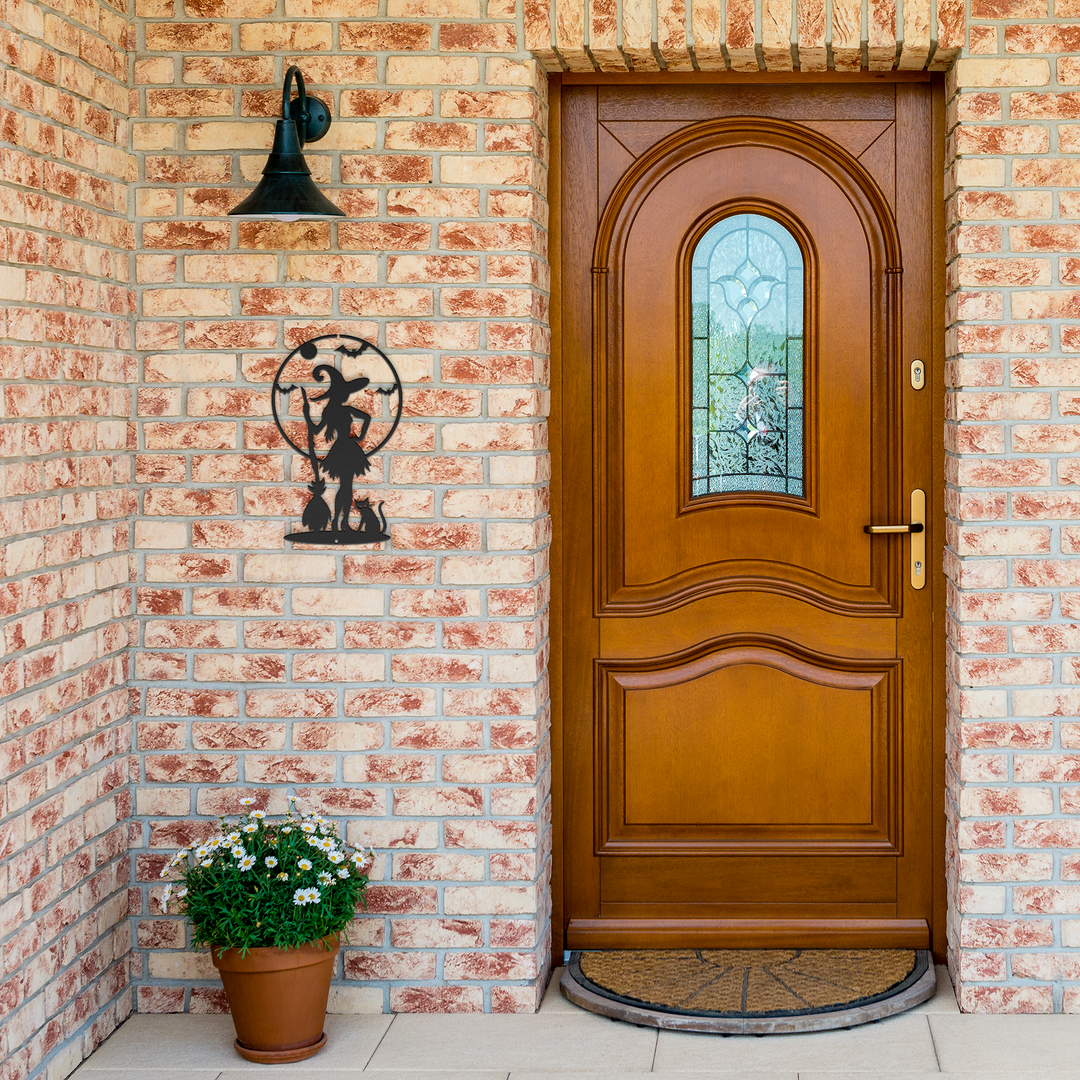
[292,887,321,906]
[281,827,293,834]
[276,872,289,881]
[318,871,333,886]
[194,846,209,860]
[264,856,278,868]
[239,855,256,871]
[336,867,350,879]
[231,845,246,859]
[328,851,345,864]
[250,810,266,820]
[301,822,317,834]
[226,832,241,844]
[297,858,313,871]
[175,887,187,899]
[315,838,335,852]
[201,859,213,868]
[239,797,255,806]
[161,884,173,911]
[242,822,258,834]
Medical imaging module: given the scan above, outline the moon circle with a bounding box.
[270,334,403,460]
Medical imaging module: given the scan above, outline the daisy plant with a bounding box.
[159,797,375,954]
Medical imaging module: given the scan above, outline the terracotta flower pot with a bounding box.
[211,935,339,1063]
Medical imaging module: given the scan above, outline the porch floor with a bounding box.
[72,966,1080,1078]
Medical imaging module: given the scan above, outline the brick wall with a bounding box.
[0,0,137,1073]
[944,14,1080,1014]
[127,4,553,1016]
[16,0,1080,1064]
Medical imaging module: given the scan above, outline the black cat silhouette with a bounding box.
[353,497,387,540]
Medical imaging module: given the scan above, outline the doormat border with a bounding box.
[560,949,936,1034]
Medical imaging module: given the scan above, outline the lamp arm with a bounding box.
[282,65,308,147]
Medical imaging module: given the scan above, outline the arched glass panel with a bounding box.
[691,213,805,498]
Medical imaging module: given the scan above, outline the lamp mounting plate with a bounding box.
[288,95,331,144]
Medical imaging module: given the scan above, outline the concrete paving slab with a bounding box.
[653,1014,939,1073]
[539,967,579,1013]
[225,1073,507,1079]
[929,1013,1080,1073]
[797,1075,1061,1080]
[511,1073,798,1080]
[907,967,959,1015]
[792,1074,946,1080]
[72,1072,221,1080]
[366,1013,657,1073]
[73,1014,393,1072]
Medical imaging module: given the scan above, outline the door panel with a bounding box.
[623,668,874,827]
[560,80,942,951]
[598,643,898,850]
[603,131,894,617]
[600,856,898,906]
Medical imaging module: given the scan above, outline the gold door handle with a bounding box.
[863,490,926,590]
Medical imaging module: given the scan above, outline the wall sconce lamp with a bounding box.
[229,65,345,222]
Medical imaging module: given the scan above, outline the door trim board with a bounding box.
[566,918,931,950]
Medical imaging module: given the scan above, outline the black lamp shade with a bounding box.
[229,67,345,221]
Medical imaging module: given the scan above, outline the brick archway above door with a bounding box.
[526,0,963,73]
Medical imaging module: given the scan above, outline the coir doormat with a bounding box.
[562,949,935,1034]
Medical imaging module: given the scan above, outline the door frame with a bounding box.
[548,71,948,965]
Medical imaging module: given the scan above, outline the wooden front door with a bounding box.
[557,79,944,953]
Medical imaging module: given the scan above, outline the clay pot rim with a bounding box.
[210,933,340,973]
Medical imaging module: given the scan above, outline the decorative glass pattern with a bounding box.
[691,213,805,498]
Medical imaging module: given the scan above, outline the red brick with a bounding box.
[340,90,433,117]
[247,689,339,720]
[392,787,483,816]
[192,721,285,750]
[390,918,483,946]
[343,555,435,584]
[391,720,484,749]
[145,689,239,718]
[344,951,436,980]
[390,986,483,1012]
[345,689,436,718]
[1015,755,1080,782]
[364,886,438,915]
[389,592,482,621]
[144,755,238,783]
[391,853,483,881]
[340,157,433,185]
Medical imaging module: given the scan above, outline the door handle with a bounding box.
[863,490,926,590]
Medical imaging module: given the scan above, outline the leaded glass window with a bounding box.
[691,213,805,498]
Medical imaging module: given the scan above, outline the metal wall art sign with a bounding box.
[271,334,402,545]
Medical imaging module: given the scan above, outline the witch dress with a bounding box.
[319,415,371,482]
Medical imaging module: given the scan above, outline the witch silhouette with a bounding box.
[273,335,401,545]
[303,363,372,532]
